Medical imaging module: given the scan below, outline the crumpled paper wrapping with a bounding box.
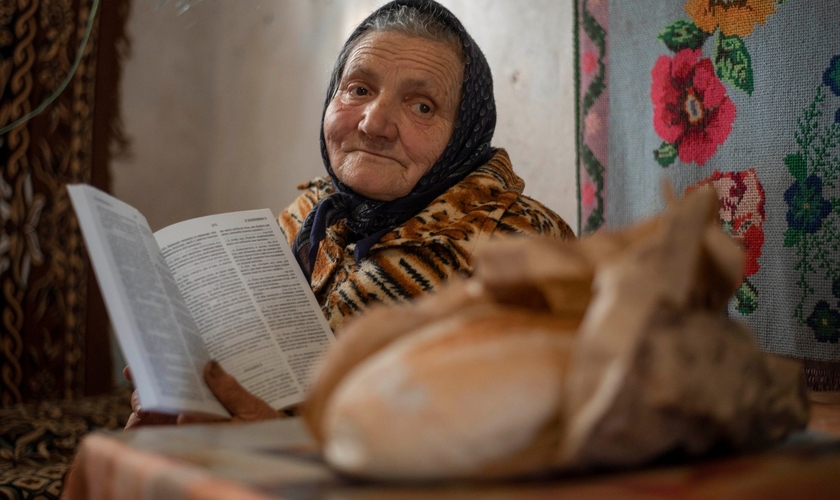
[302,186,809,480]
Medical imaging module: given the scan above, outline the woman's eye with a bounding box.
[415,103,432,114]
[352,87,368,96]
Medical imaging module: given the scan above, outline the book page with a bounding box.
[155,210,335,410]
[67,185,228,417]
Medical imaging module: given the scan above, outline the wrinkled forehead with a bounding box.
[351,23,465,63]
[341,31,465,99]
[341,29,464,79]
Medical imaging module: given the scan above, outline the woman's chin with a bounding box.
[336,167,413,201]
[351,184,405,202]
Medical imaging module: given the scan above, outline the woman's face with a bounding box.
[323,31,463,201]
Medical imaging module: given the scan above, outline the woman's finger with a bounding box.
[126,389,178,429]
[124,410,178,429]
[125,412,143,430]
[130,389,143,415]
[123,366,133,383]
[203,361,279,422]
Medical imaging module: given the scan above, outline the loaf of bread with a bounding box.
[321,305,576,479]
[303,279,495,443]
[304,186,809,480]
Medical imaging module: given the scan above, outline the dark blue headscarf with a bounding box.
[293,0,497,281]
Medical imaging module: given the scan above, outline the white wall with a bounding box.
[112,1,217,231]
[115,0,577,232]
[440,0,577,227]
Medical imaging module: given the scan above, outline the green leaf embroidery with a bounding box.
[784,153,807,181]
[657,19,710,52]
[714,33,754,94]
[654,142,678,167]
[735,279,758,315]
[784,228,803,247]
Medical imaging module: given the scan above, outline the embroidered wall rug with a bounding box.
[0,0,129,405]
[576,0,840,390]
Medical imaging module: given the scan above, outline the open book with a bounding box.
[68,184,335,417]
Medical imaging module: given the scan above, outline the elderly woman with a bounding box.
[126,0,572,426]
[283,0,572,332]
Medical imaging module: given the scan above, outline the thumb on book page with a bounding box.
[203,361,281,423]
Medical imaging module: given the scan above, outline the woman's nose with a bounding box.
[359,98,398,142]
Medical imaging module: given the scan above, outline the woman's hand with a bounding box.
[195,361,282,423]
[123,362,281,429]
[123,366,178,429]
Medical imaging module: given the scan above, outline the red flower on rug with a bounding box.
[651,49,736,166]
[689,169,766,276]
[687,169,765,315]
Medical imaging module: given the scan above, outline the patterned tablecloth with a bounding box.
[62,409,840,500]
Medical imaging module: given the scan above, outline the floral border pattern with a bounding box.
[783,60,840,343]
[576,0,608,235]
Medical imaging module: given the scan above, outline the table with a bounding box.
[62,403,840,500]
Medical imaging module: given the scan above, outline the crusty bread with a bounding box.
[303,279,494,443]
[320,305,576,479]
[472,237,593,319]
[304,238,594,445]
[562,311,809,468]
[303,185,807,481]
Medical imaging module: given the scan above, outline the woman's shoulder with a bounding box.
[474,149,574,240]
[377,154,518,248]
[376,149,574,249]
[277,177,335,244]
[289,177,335,213]
[296,177,335,198]
[461,150,575,240]
[497,194,576,240]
